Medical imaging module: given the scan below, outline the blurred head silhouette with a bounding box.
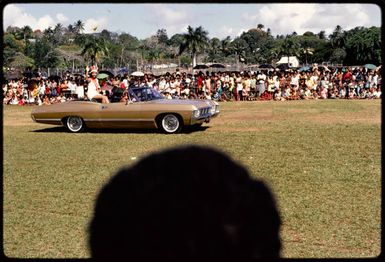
[89,145,281,258]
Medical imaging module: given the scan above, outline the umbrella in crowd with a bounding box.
[276,64,290,71]
[97,73,109,79]
[119,67,129,74]
[98,70,114,78]
[258,64,274,69]
[298,66,311,72]
[23,71,40,78]
[364,64,377,70]
[193,64,209,69]
[131,71,145,77]
[209,63,226,68]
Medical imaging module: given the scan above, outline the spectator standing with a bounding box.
[342,68,353,98]
[257,70,266,98]
[236,73,243,101]
[38,80,45,100]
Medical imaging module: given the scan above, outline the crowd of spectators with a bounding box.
[3,64,381,106]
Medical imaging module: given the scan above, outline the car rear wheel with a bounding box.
[159,114,182,134]
[65,116,84,133]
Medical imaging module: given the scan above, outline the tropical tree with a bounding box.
[117,33,140,67]
[9,52,34,70]
[230,37,248,63]
[156,29,168,45]
[344,26,381,65]
[205,37,221,63]
[74,20,85,35]
[178,26,209,67]
[53,23,65,45]
[281,36,301,64]
[33,39,60,69]
[3,33,25,65]
[80,35,109,66]
[301,47,314,65]
[330,48,346,64]
[220,36,232,57]
[329,25,346,49]
[21,26,33,42]
[317,30,326,40]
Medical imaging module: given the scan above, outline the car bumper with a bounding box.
[190,114,212,125]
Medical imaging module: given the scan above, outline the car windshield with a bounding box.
[128,87,164,102]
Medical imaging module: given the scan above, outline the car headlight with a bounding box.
[211,106,216,114]
[193,109,200,118]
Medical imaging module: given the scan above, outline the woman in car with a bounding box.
[86,65,110,104]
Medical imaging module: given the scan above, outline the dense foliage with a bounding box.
[3,21,381,72]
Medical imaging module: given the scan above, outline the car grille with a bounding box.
[199,107,211,116]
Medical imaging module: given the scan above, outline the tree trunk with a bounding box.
[192,53,197,67]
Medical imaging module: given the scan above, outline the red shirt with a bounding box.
[343,71,352,81]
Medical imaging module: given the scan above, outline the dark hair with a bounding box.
[89,145,281,258]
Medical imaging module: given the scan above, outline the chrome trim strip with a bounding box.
[34,118,61,122]
[83,118,154,122]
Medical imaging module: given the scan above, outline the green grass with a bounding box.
[3,99,381,258]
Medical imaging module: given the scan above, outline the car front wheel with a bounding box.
[159,114,182,134]
[65,116,85,133]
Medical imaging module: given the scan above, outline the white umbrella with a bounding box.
[131,71,144,77]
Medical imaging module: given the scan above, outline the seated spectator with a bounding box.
[303,87,313,100]
[349,86,356,99]
[89,145,281,258]
[3,91,12,104]
[320,86,327,99]
[119,91,129,103]
[373,86,382,99]
[274,88,285,101]
[18,95,25,106]
[241,86,249,101]
[312,89,319,99]
[9,94,19,105]
[288,87,299,100]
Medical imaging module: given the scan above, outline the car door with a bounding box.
[98,102,155,128]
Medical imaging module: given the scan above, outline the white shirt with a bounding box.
[257,74,266,83]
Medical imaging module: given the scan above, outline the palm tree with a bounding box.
[329,25,346,48]
[67,24,75,33]
[230,37,248,64]
[207,37,221,62]
[178,26,209,67]
[317,30,326,40]
[301,47,314,65]
[80,35,108,66]
[53,23,64,45]
[220,36,232,56]
[74,20,85,35]
[282,37,300,65]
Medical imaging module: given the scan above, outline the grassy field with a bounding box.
[3,99,381,258]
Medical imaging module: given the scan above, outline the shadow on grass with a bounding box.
[31,126,210,134]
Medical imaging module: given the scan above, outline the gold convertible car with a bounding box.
[31,86,220,134]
